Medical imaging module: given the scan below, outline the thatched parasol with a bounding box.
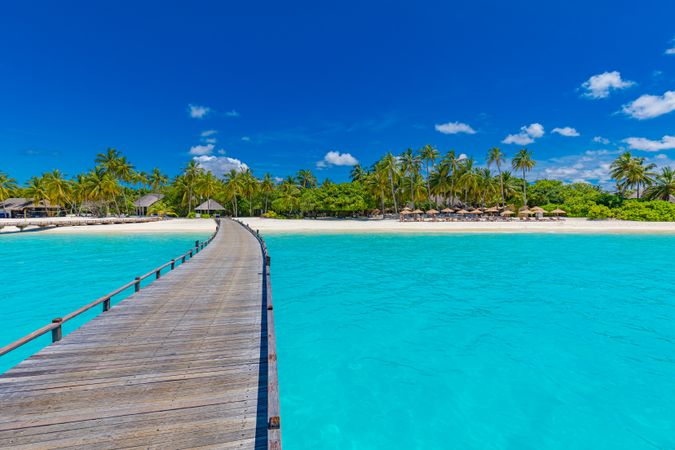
[441,207,453,213]
[484,206,499,213]
[500,210,515,216]
[372,209,381,214]
[551,208,567,216]
[426,209,439,215]
[400,210,411,215]
[530,206,545,213]
[402,207,412,212]
[456,209,469,214]
[469,209,483,214]
[412,209,424,214]
[518,209,533,215]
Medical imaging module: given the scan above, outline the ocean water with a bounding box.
[0,232,210,373]
[266,233,675,450]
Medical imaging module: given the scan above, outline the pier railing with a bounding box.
[0,219,221,358]
[235,220,282,450]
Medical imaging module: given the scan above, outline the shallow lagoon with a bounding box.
[267,233,675,449]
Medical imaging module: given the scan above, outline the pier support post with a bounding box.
[266,255,271,266]
[171,259,175,270]
[156,269,161,280]
[189,250,193,258]
[103,297,111,312]
[135,277,141,292]
[51,318,63,342]
[182,255,186,264]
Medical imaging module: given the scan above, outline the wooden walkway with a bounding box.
[0,219,278,449]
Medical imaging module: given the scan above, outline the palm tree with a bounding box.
[381,153,400,213]
[0,172,18,217]
[25,176,49,217]
[148,168,168,193]
[645,167,675,201]
[487,147,506,207]
[84,168,121,216]
[196,171,221,207]
[350,165,367,183]
[400,148,421,208]
[241,169,259,216]
[429,162,452,206]
[148,201,177,217]
[296,169,317,189]
[95,148,122,175]
[116,157,135,214]
[224,169,244,216]
[511,148,536,206]
[182,161,201,213]
[628,158,656,198]
[260,174,276,213]
[500,171,520,203]
[610,152,634,196]
[276,177,301,213]
[419,144,440,205]
[366,162,389,217]
[442,150,460,206]
[44,170,72,214]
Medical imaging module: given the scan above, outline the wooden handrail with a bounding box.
[0,219,221,358]
[234,220,282,449]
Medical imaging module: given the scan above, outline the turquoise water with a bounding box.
[0,232,210,373]
[266,233,675,450]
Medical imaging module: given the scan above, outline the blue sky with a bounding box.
[1,0,674,184]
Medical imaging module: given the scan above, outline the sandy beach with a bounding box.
[0,218,217,234]
[238,217,675,234]
[3,217,675,235]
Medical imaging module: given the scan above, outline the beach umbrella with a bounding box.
[518,209,533,216]
[372,209,381,214]
[426,209,439,215]
[441,208,453,213]
[402,207,412,212]
[412,209,424,214]
[484,206,499,213]
[500,210,515,216]
[456,209,469,214]
[400,210,411,215]
[551,208,567,216]
[469,209,483,214]
[530,206,545,213]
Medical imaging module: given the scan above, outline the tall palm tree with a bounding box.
[95,148,122,175]
[429,162,452,206]
[610,152,634,196]
[149,168,168,193]
[350,164,367,183]
[400,148,421,208]
[419,144,440,205]
[486,147,506,207]
[44,170,72,214]
[223,169,244,216]
[0,172,18,217]
[241,169,259,216]
[381,153,400,213]
[442,150,460,206]
[260,174,276,213]
[196,171,221,207]
[296,169,317,189]
[84,168,121,216]
[277,177,300,213]
[366,162,389,217]
[25,176,50,217]
[116,157,135,214]
[511,148,536,206]
[645,167,675,201]
[182,161,201,213]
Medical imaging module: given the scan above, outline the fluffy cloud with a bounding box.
[538,152,613,186]
[193,155,248,176]
[201,130,217,137]
[188,104,211,119]
[666,38,675,55]
[189,144,215,156]
[581,71,635,99]
[434,121,476,135]
[316,151,359,168]
[225,110,240,117]
[593,136,610,144]
[241,136,251,142]
[623,135,675,151]
[502,123,544,145]
[552,127,580,137]
[622,91,675,120]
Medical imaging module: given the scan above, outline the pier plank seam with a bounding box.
[0,218,278,449]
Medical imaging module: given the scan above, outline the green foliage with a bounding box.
[261,210,280,218]
[595,193,624,208]
[587,204,613,220]
[527,180,565,205]
[613,200,675,222]
[187,212,197,218]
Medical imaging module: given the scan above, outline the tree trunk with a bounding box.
[522,168,527,206]
[497,162,505,207]
[389,173,398,213]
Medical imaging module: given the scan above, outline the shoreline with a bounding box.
[238,217,675,235]
[3,217,675,235]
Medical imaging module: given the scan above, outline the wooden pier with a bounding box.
[0,216,162,231]
[0,219,281,449]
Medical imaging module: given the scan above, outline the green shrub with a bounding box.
[614,200,675,221]
[261,211,280,219]
[200,213,211,219]
[587,204,613,220]
[187,212,196,219]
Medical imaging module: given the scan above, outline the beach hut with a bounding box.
[195,199,226,215]
[133,193,164,216]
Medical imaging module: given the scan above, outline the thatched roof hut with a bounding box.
[195,199,226,214]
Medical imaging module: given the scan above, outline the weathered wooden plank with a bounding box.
[0,219,275,449]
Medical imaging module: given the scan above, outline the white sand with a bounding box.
[238,217,675,234]
[0,218,216,234]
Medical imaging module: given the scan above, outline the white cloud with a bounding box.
[552,126,580,137]
[274,177,283,183]
[317,151,359,168]
[581,71,635,99]
[188,104,211,119]
[593,136,610,144]
[458,153,468,160]
[434,121,476,135]
[225,110,240,117]
[189,143,215,156]
[241,136,251,142]
[217,149,226,155]
[539,152,613,186]
[502,123,544,145]
[622,91,675,120]
[665,38,675,55]
[201,130,217,137]
[623,135,675,151]
[655,153,668,160]
[193,155,248,176]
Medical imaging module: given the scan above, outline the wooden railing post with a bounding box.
[155,269,161,280]
[135,277,141,292]
[102,297,111,312]
[171,259,175,270]
[195,240,200,253]
[189,250,193,258]
[182,255,186,264]
[266,255,271,266]
[51,318,63,342]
